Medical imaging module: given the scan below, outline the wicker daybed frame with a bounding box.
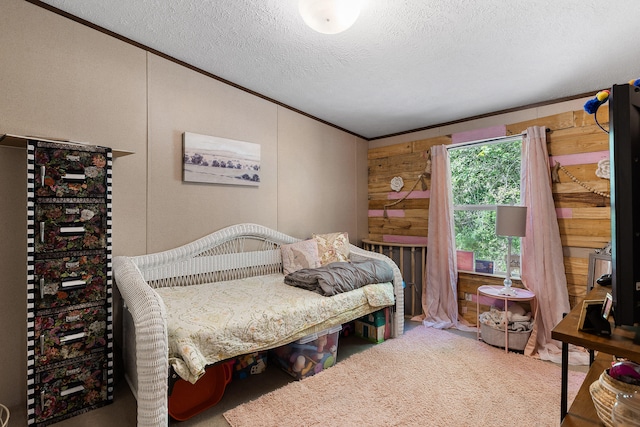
[113,223,404,426]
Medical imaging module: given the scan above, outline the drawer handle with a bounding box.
[40,165,46,187]
[60,384,85,397]
[61,171,86,182]
[40,222,45,243]
[61,279,87,289]
[65,314,81,323]
[59,225,85,235]
[65,367,81,377]
[60,331,85,344]
[40,277,45,299]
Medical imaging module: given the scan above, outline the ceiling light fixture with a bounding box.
[298,0,364,34]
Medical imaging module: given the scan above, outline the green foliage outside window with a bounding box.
[450,140,522,274]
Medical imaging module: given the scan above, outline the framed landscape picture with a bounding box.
[183,132,261,186]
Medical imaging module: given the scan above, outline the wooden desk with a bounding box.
[551,286,640,425]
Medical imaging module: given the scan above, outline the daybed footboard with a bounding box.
[114,256,169,427]
[114,223,404,427]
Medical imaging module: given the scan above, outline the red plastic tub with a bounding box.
[168,361,233,421]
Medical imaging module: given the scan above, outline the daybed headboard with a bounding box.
[131,223,299,289]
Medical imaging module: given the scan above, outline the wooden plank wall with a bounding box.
[368,107,611,325]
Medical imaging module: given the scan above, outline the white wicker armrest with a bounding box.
[113,256,169,427]
[349,244,405,337]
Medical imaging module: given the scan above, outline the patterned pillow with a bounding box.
[313,232,350,265]
[280,239,321,275]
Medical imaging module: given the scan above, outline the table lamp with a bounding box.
[496,205,527,296]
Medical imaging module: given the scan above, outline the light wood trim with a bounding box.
[0,134,134,157]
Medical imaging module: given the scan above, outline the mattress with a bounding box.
[155,273,395,383]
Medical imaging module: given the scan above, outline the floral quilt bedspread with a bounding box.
[154,273,395,383]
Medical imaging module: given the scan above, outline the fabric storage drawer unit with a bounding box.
[27,140,113,426]
[34,253,108,310]
[34,202,108,253]
[34,145,109,198]
[270,325,341,380]
[34,354,109,424]
[35,305,108,364]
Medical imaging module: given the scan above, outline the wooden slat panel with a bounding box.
[567,283,588,301]
[547,125,609,156]
[368,142,412,160]
[566,273,588,288]
[554,192,610,208]
[563,246,598,258]
[368,170,427,186]
[564,256,589,276]
[561,234,611,249]
[413,136,451,152]
[370,151,426,173]
[553,164,603,184]
[558,218,611,237]
[506,111,575,135]
[367,233,385,242]
[552,180,609,195]
[369,108,615,324]
[368,198,429,210]
[368,209,428,222]
[368,181,429,194]
[368,217,428,232]
[574,106,609,127]
[569,207,610,220]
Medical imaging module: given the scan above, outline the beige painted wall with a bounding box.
[0,0,147,411]
[145,54,280,251]
[276,107,368,239]
[0,0,368,410]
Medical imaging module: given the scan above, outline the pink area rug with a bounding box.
[224,326,585,427]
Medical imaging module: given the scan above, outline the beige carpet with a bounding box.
[224,326,585,427]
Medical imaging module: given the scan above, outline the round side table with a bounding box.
[476,285,535,353]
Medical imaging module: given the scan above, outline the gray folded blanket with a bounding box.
[284,259,394,296]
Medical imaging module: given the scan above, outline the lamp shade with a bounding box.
[496,205,527,237]
[299,0,363,34]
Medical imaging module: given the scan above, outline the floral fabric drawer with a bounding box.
[35,253,107,309]
[35,202,107,253]
[35,146,108,198]
[35,305,107,366]
[34,355,108,424]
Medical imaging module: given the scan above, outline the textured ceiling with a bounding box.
[36,0,640,139]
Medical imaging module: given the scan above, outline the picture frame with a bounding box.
[475,259,494,274]
[182,132,261,186]
[601,292,613,320]
[456,250,474,272]
[578,299,605,332]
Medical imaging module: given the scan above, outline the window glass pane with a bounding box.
[450,139,522,275]
[450,141,521,206]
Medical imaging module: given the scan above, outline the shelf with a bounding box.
[0,133,134,158]
[553,286,640,426]
[560,353,608,426]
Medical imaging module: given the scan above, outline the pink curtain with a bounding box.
[418,145,461,329]
[521,126,588,365]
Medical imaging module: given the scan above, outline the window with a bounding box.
[449,136,523,275]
